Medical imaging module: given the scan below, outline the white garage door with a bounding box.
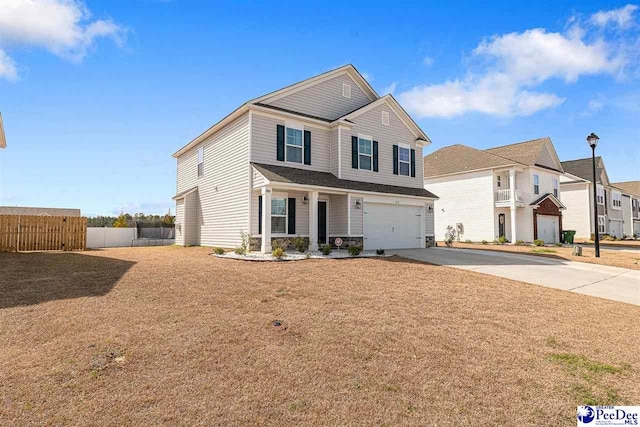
[537,215,559,244]
[363,203,422,250]
[609,220,622,238]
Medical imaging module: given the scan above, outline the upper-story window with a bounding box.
[286,127,303,163]
[612,191,622,209]
[497,175,502,188]
[553,179,559,198]
[533,174,540,195]
[358,136,372,170]
[342,83,351,99]
[597,186,605,204]
[398,145,410,176]
[197,146,204,177]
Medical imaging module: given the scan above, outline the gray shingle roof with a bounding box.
[485,137,551,167]
[612,181,640,197]
[423,144,516,178]
[252,163,438,198]
[561,158,603,183]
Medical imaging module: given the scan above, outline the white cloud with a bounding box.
[588,99,604,111]
[0,49,17,81]
[381,81,397,95]
[399,8,634,118]
[591,4,639,29]
[0,0,125,80]
[422,56,434,67]
[360,71,373,82]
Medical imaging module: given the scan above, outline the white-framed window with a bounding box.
[381,110,390,126]
[533,174,540,195]
[342,83,351,99]
[285,126,303,163]
[612,191,622,209]
[197,146,204,177]
[553,179,559,198]
[358,135,372,171]
[271,197,287,234]
[598,215,606,233]
[398,145,410,176]
[497,175,502,188]
[597,186,605,204]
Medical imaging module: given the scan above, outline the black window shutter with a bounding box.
[373,141,379,172]
[258,195,263,235]
[304,130,311,165]
[276,125,285,161]
[392,145,399,175]
[410,149,416,177]
[351,136,358,169]
[288,198,296,234]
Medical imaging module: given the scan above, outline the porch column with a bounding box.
[509,168,516,202]
[261,187,272,253]
[308,190,319,251]
[510,206,517,243]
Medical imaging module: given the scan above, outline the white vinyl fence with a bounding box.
[87,227,137,248]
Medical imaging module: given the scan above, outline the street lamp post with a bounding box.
[587,132,600,258]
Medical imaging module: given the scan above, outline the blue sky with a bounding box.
[0,0,638,216]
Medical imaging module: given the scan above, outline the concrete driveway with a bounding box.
[390,247,640,306]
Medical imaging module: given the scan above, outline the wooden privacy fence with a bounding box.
[0,215,87,252]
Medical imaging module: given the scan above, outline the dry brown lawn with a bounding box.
[447,242,640,271]
[1,246,639,426]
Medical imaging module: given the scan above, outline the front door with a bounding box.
[498,213,506,238]
[318,201,327,245]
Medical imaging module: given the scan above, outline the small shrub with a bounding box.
[498,236,508,244]
[234,247,245,255]
[238,231,251,254]
[291,236,309,253]
[213,247,225,255]
[464,239,473,244]
[272,247,285,258]
[305,252,311,259]
[271,239,289,251]
[554,242,563,247]
[348,245,363,256]
[320,244,332,256]
[534,239,545,247]
[481,240,488,245]
[376,249,385,255]
[515,240,525,246]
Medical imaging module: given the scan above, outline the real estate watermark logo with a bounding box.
[577,406,639,426]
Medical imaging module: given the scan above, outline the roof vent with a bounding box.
[382,111,389,126]
[342,83,351,99]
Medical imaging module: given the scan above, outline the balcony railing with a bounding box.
[495,189,527,203]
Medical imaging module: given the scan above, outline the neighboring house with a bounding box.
[560,157,625,239]
[0,206,81,216]
[172,65,438,252]
[0,112,6,149]
[424,138,565,243]
[611,181,640,238]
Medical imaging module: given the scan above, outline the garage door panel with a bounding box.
[364,203,422,250]
[537,215,559,244]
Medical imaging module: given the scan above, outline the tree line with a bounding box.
[87,212,175,228]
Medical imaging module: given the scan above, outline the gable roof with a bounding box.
[252,163,438,198]
[424,144,517,178]
[612,181,640,197]
[561,157,609,185]
[530,193,566,209]
[251,64,378,105]
[485,137,563,172]
[337,94,430,144]
[0,113,6,149]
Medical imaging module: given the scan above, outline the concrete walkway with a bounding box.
[390,247,640,306]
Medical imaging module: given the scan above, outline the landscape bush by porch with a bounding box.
[348,245,363,256]
[534,239,545,246]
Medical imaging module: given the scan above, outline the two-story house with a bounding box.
[423,138,566,243]
[610,181,640,238]
[172,65,438,253]
[560,157,625,239]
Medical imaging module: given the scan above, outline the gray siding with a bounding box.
[536,143,557,169]
[264,73,372,120]
[330,127,339,176]
[251,114,331,173]
[350,197,363,235]
[425,202,434,236]
[175,199,185,245]
[329,194,347,235]
[175,113,250,247]
[340,104,424,189]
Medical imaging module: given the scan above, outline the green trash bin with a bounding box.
[563,230,576,244]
